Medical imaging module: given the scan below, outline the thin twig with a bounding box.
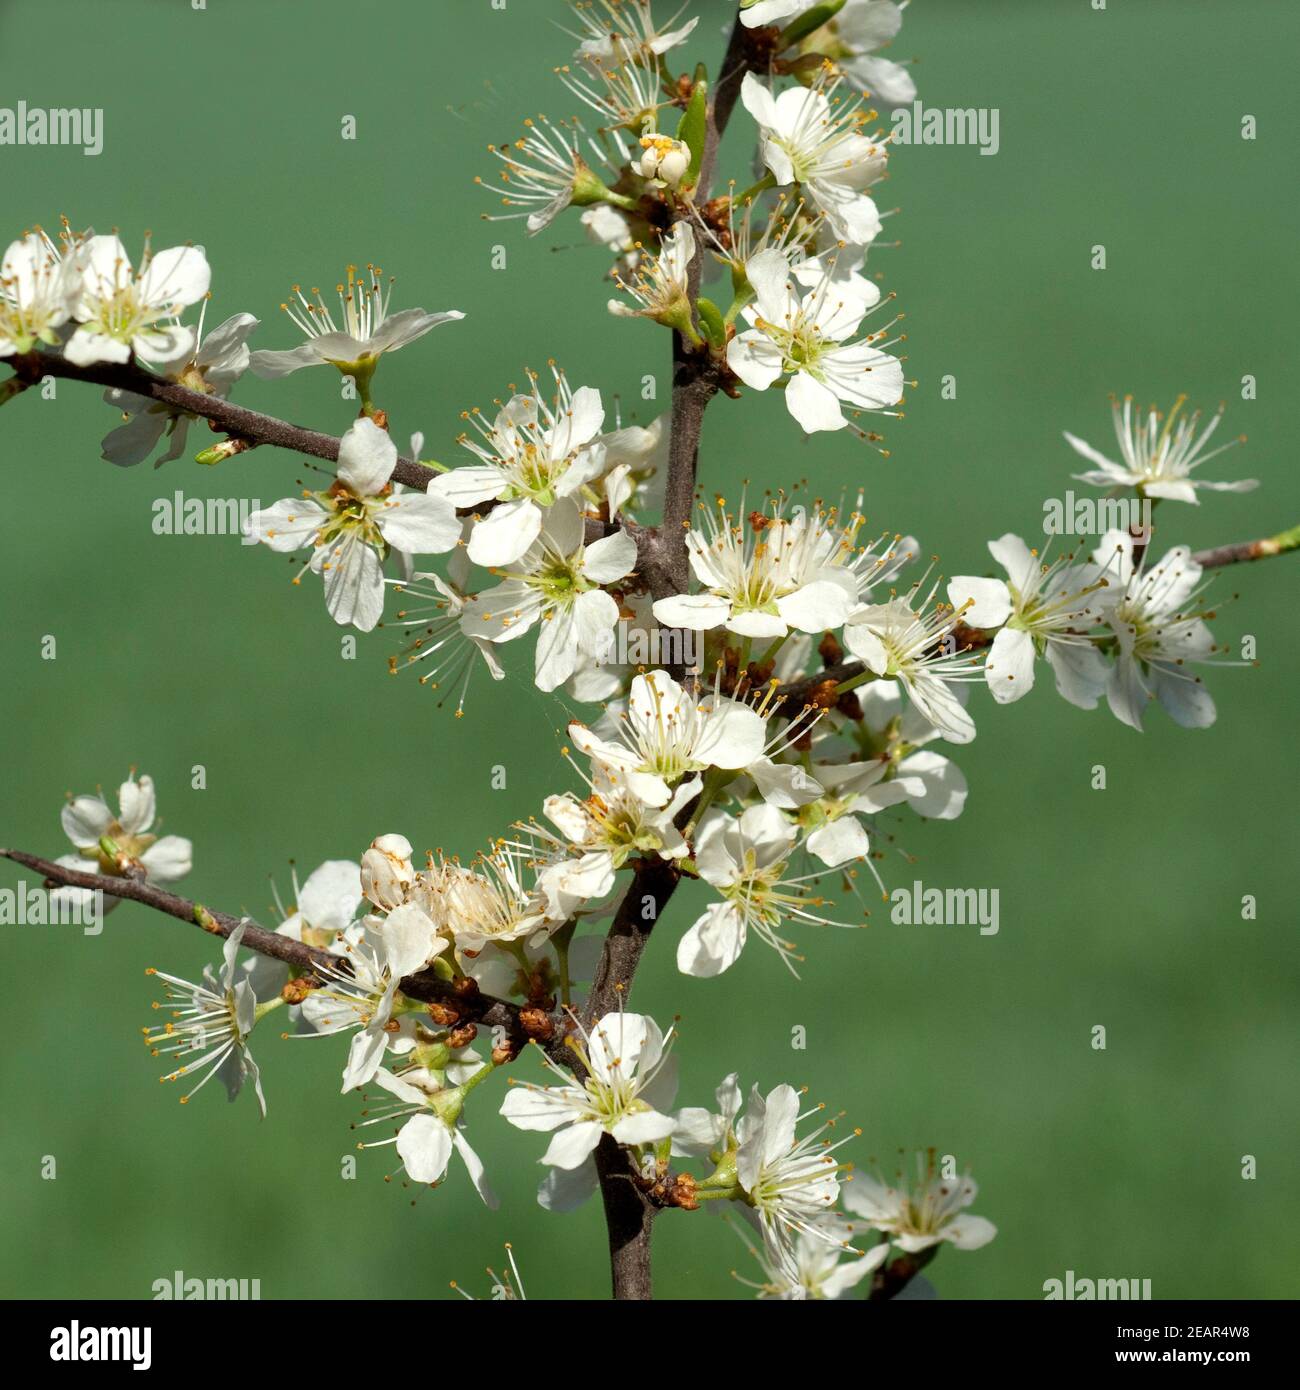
[0,847,534,1037]
[4,347,653,564]
[8,349,434,483]
[1192,528,1300,570]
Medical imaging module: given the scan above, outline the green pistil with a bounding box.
[317,493,385,550]
[526,557,586,604]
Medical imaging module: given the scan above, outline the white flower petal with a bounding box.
[947,576,1012,630]
[676,902,746,978]
[397,1113,453,1184]
[786,371,847,433]
[542,1120,605,1169]
[466,498,542,567]
[376,492,461,555]
[139,836,193,882]
[315,534,386,632]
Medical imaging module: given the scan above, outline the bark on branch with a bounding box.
[0,847,533,1038]
[7,349,438,484]
[581,10,760,1297]
[4,348,655,568]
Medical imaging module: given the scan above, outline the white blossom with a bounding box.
[430,365,607,567]
[677,803,842,976]
[529,765,700,915]
[728,248,903,434]
[948,533,1111,707]
[843,1151,997,1253]
[559,48,665,131]
[596,414,668,521]
[791,238,882,309]
[651,497,860,638]
[735,1218,888,1300]
[249,263,462,379]
[735,1083,856,1282]
[609,221,695,323]
[704,188,817,280]
[355,1066,497,1207]
[636,134,691,189]
[672,1070,744,1159]
[581,203,638,270]
[459,500,637,692]
[144,923,267,1115]
[740,0,816,28]
[433,843,560,953]
[500,1011,678,1207]
[479,116,630,235]
[65,233,210,368]
[569,0,699,64]
[1064,394,1255,503]
[811,1,918,107]
[388,543,507,715]
[1091,529,1228,731]
[100,307,259,467]
[810,678,968,850]
[0,224,85,356]
[244,417,460,632]
[842,582,984,742]
[56,771,192,909]
[740,70,889,247]
[300,903,449,1091]
[361,833,417,912]
[568,669,767,808]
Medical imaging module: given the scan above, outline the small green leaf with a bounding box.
[676,64,709,193]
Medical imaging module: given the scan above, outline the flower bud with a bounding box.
[361,833,414,910]
[638,135,691,190]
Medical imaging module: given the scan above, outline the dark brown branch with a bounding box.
[656,356,723,600]
[583,857,681,1030]
[8,348,439,488]
[576,855,683,1300]
[695,17,761,201]
[5,347,654,566]
[580,13,757,1295]
[869,1246,938,1301]
[0,847,531,1037]
[594,1136,659,1301]
[655,13,757,640]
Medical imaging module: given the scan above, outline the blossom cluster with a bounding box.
[5,0,1281,1303]
[92,764,989,1288]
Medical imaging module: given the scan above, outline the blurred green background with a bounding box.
[1,0,1296,1300]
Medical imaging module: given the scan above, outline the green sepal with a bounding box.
[781,0,846,48]
[696,296,727,349]
[431,953,456,981]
